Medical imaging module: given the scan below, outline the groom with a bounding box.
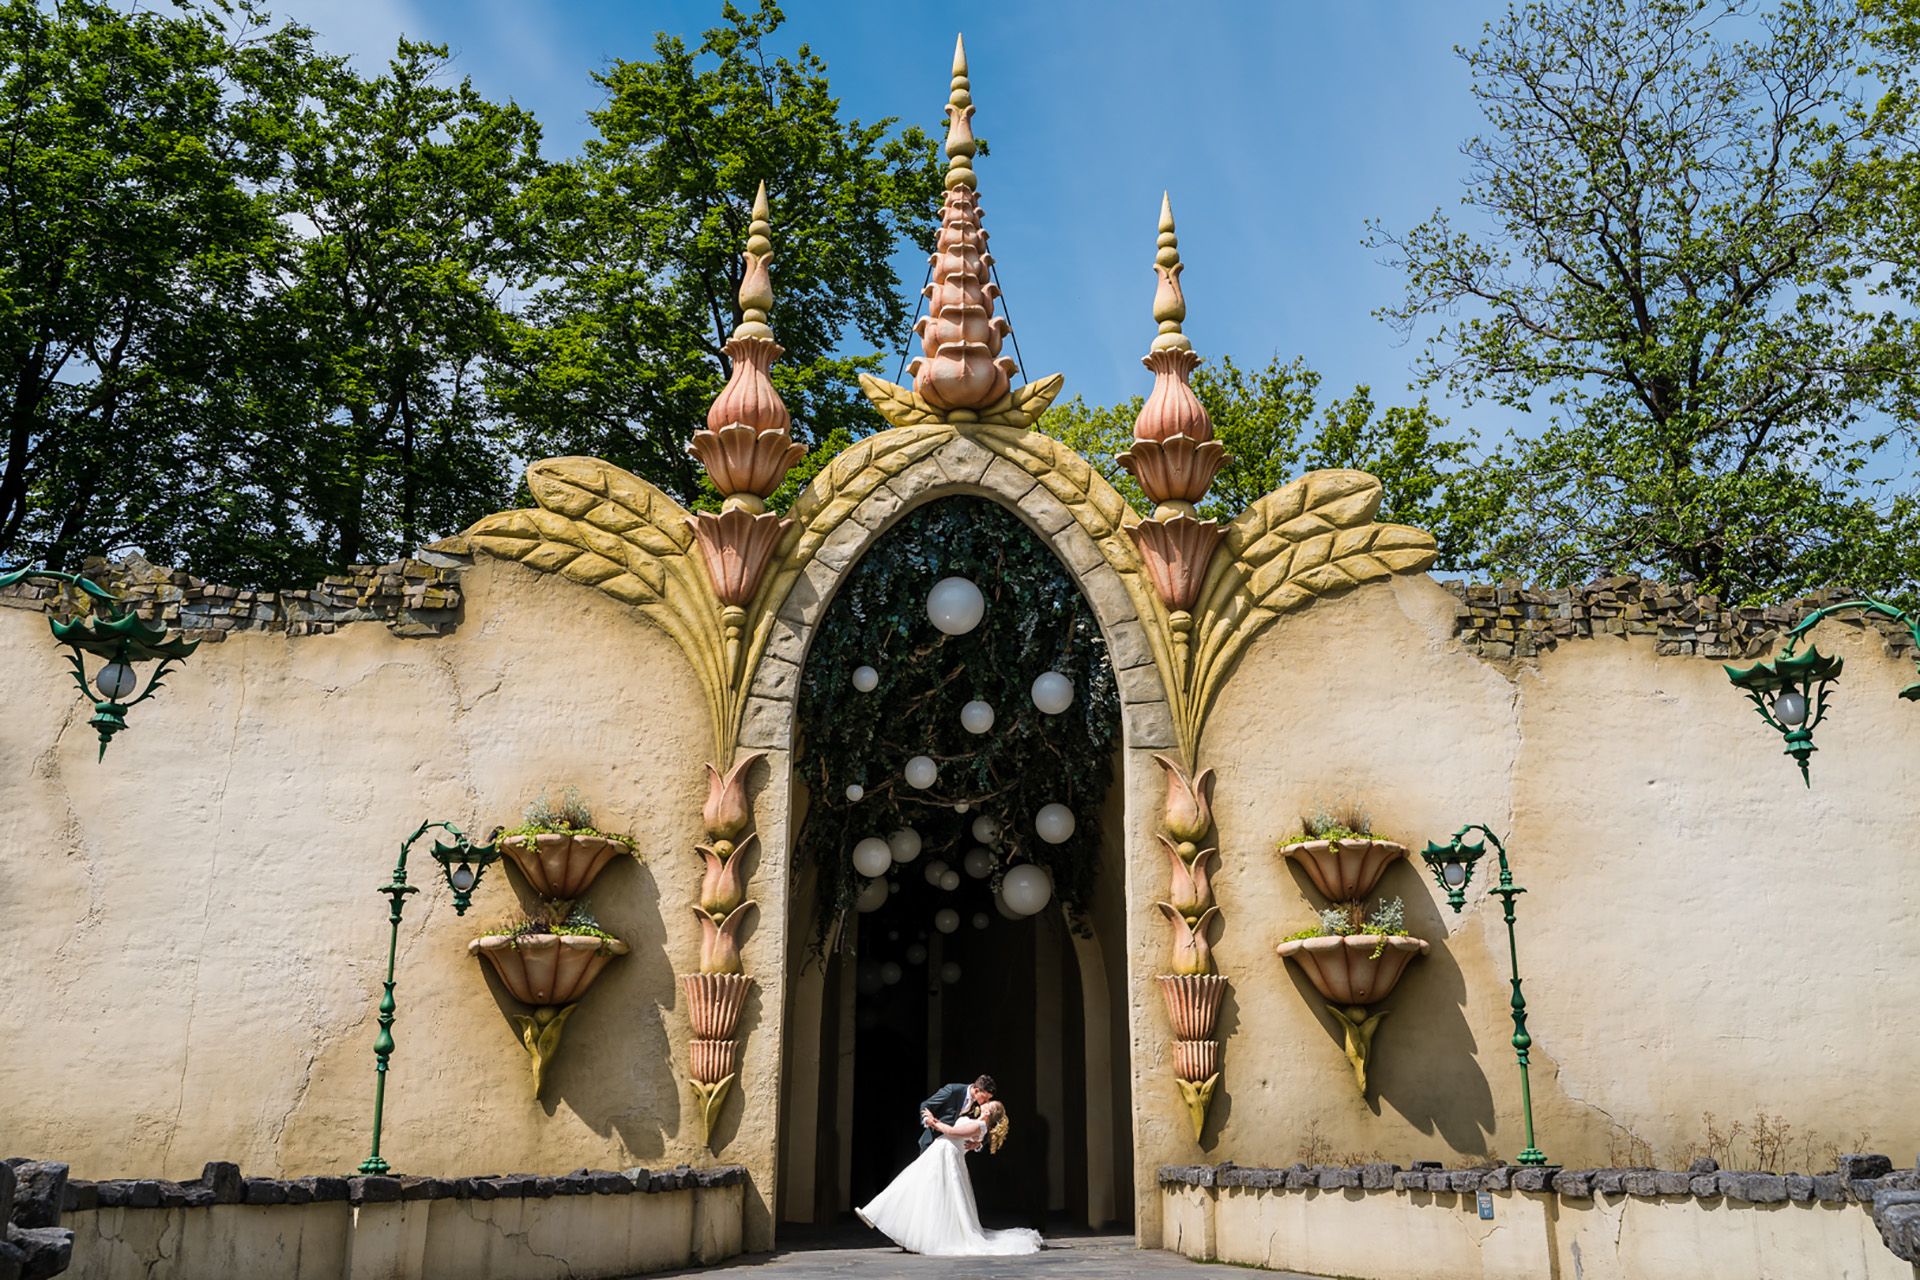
[918,1073,995,1151]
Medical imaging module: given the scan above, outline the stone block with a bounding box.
[1393,1171,1425,1193]
[748,653,800,702]
[1051,522,1106,577]
[849,483,904,533]
[1512,1167,1561,1193]
[243,1178,287,1206]
[1623,1170,1660,1197]
[1785,1174,1814,1202]
[1723,1172,1786,1203]
[978,457,1040,505]
[200,1161,243,1204]
[1450,1170,1485,1193]
[1285,1167,1315,1190]
[1840,1153,1894,1180]
[399,1177,452,1200]
[1017,484,1078,535]
[59,1183,94,1214]
[5,1163,65,1229]
[1689,1157,1719,1174]
[127,1181,161,1210]
[591,1172,631,1195]
[1103,618,1157,671]
[1124,699,1179,751]
[282,1181,312,1205]
[351,1176,402,1204]
[933,435,994,484]
[308,1177,350,1202]
[737,696,793,752]
[1593,1169,1626,1195]
[7,1224,72,1280]
[1552,1170,1595,1198]
[1689,1175,1721,1197]
[812,515,872,573]
[1874,1191,1920,1264]
[1814,1174,1847,1202]
[1360,1163,1399,1190]
[1483,1168,1513,1191]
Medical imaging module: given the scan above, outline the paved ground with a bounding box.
[640,1226,1319,1280]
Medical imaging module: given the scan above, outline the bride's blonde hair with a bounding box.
[981,1101,1010,1154]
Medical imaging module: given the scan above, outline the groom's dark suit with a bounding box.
[917,1082,981,1152]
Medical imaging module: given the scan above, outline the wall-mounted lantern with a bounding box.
[0,567,198,759]
[1724,599,1920,785]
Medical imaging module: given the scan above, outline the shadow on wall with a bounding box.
[1278,857,1500,1156]
[473,851,675,1160]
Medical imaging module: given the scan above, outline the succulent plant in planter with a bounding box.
[498,788,637,907]
[470,902,631,1095]
[1277,894,1428,1093]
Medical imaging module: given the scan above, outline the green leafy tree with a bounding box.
[0,0,317,572]
[1036,354,1483,565]
[493,0,946,504]
[266,40,544,574]
[1371,0,1915,602]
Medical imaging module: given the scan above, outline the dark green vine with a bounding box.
[795,497,1122,954]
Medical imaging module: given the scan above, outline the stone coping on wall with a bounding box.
[1442,576,1918,661]
[40,1160,745,1213]
[0,550,469,642]
[1159,1156,1920,1264]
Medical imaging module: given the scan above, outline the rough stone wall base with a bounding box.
[1163,1168,1917,1280]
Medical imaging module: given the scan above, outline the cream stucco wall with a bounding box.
[1126,572,1920,1243]
[7,466,1918,1259]
[0,559,787,1249]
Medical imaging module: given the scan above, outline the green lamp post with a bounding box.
[1723,598,1920,786]
[359,821,503,1176]
[1420,824,1548,1168]
[0,567,198,759]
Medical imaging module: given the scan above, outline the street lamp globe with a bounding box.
[95,661,137,700]
[1773,689,1808,726]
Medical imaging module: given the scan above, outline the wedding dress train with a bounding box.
[855,1122,1043,1256]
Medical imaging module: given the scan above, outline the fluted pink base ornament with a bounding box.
[1152,750,1226,1141]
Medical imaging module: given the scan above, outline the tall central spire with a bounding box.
[907,34,1018,419]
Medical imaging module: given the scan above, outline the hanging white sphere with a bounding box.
[923,859,951,886]
[855,878,889,913]
[1035,803,1076,844]
[845,783,865,802]
[905,755,938,789]
[852,837,894,879]
[994,890,1021,920]
[1031,671,1075,715]
[972,912,990,930]
[879,961,903,985]
[889,881,900,894]
[962,846,994,879]
[926,577,986,635]
[960,700,995,734]
[954,801,970,814]
[934,908,960,934]
[939,870,961,892]
[852,665,879,692]
[940,961,963,984]
[888,828,923,862]
[905,942,928,965]
[971,815,1000,844]
[1002,864,1053,916]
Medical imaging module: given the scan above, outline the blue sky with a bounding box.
[272,0,1511,435]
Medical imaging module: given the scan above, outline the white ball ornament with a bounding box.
[926,577,986,635]
[960,700,995,734]
[1001,864,1053,916]
[845,784,864,802]
[940,962,963,984]
[923,859,950,886]
[934,908,960,934]
[1035,803,1076,844]
[972,912,990,930]
[879,961,903,985]
[954,802,970,814]
[940,870,961,892]
[852,837,894,878]
[1030,671,1074,715]
[971,815,1000,844]
[888,828,923,862]
[905,942,928,965]
[905,755,938,789]
[962,846,994,879]
[855,878,889,913]
[852,665,879,692]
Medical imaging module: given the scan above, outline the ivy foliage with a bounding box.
[794,497,1121,952]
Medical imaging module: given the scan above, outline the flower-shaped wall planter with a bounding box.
[1277,934,1429,1093]
[471,933,631,1095]
[1280,838,1408,904]
[500,833,634,902]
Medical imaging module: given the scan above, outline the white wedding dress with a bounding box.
[855,1119,1044,1256]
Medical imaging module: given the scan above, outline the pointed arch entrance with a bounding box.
[752,435,1174,1231]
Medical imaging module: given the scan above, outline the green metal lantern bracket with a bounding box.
[0,567,199,759]
[359,820,503,1176]
[1723,598,1920,786]
[1420,824,1548,1168]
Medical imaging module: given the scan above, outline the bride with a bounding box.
[856,1101,1044,1255]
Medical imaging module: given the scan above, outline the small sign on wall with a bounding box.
[1477,1190,1494,1219]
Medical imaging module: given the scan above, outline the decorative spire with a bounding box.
[735,181,776,340]
[1151,192,1192,353]
[1120,193,1229,656]
[944,35,977,192]
[909,33,1017,418]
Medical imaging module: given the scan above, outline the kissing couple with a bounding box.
[855,1073,1043,1255]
